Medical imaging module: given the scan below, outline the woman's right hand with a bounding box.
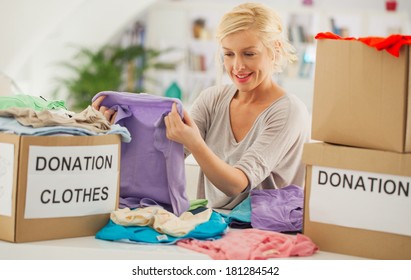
[92,95,117,124]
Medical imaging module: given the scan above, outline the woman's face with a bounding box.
[221,29,273,93]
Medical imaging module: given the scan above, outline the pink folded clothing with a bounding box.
[177,228,318,260]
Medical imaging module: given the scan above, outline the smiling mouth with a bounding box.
[235,73,252,79]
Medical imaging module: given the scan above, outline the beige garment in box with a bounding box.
[0,133,121,243]
[302,142,411,260]
[311,39,411,152]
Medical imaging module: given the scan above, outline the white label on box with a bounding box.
[0,143,14,216]
[310,166,411,237]
[25,145,119,219]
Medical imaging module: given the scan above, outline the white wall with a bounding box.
[0,0,157,97]
[0,0,410,99]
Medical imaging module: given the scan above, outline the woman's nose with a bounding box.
[234,57,245,71]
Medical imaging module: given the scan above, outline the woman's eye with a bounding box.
[224,53,233,57]
[245,52,255,57]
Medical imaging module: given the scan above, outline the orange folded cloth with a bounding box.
[315,32,411,57]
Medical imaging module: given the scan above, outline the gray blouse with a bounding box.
[189,84,310,209]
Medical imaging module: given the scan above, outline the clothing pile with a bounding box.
[96,198,318,260]
[96,175,316,260]
[96,202,227,244]
[0,95,131,141]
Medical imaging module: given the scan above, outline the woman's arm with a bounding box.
[165,103,249,196]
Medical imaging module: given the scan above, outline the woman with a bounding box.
[94,2,310,210]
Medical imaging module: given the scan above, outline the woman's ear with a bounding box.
[274,41,282,55]
[271,41,283,61]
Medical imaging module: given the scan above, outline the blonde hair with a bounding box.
[215,2,296,76]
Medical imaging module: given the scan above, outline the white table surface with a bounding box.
[0,235,366,260]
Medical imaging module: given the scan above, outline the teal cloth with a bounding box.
[0,95,66,111]
[95,211,228,244]
[220,196,251,223]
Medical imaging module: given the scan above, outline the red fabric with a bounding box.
[315,32,355,41]
[315,32,411,57]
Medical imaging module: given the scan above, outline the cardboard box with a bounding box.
[0,134,121,243]
[311,39,411,153]
[302,142,411,259]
